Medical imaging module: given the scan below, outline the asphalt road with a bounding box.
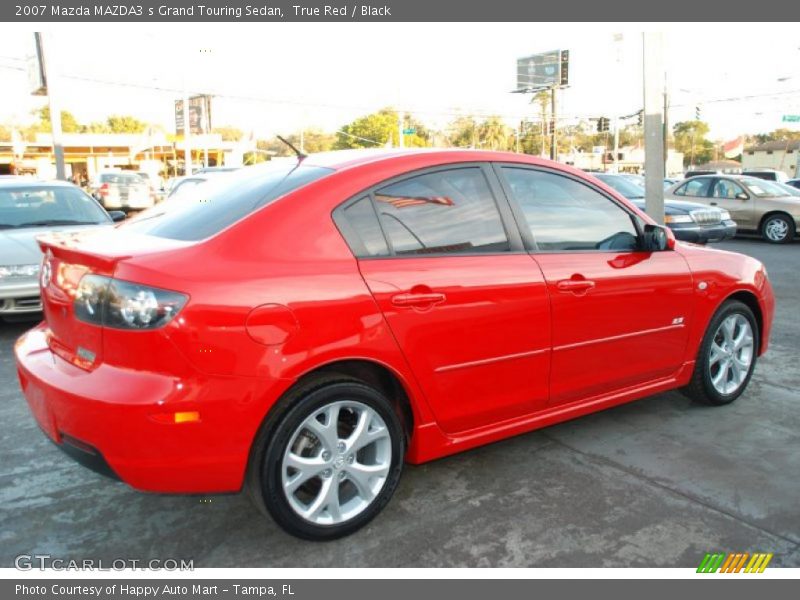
[1,238,798,568]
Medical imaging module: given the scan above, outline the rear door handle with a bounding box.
[556,279,596,294]
[391,292,446,308]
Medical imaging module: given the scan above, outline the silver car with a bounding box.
[0,180,122,318]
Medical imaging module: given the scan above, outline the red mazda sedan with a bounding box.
[15,150,774,540]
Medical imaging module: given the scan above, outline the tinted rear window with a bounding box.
[122,162,333,241]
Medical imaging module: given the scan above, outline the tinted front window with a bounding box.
[712,179,745,198]
[373,168,509,255]
[594,174,645,199]
[502,168,638,252]
[675,178,712,197]
[123,162,333,241]
[0,186,109,229]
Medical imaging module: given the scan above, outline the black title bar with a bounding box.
[3,0,800,21]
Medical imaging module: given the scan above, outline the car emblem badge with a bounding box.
[333,455,345,470]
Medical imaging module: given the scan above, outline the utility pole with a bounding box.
[550,86,557,161]
[642,32,666,224]
[613,116,620,172]
[663,71,670,175]
[35,33,66,180]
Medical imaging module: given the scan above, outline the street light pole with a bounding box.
[550,86,557,161]
[35,33,66,180]
[642,32,666,225]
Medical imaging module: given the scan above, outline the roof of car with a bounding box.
[0,178,78,189]
[298,148,534,170]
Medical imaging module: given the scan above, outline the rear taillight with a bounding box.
[99,183,109,197]
[74,275,187,330]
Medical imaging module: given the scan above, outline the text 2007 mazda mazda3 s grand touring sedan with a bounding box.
[15,150,774,540]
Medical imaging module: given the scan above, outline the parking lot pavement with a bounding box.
[1,238,798,568]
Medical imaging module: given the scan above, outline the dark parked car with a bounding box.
[592,173,736,244]
[786,179,800,190]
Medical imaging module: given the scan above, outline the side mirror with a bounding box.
[736,192,749,200]
[107,210,127,222]
[642,224,671,251]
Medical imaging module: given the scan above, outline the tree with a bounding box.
[212,126,244,142]
[753,128,800,144]
[477,116,509,151]
[0,124,11,142]
[673,120,714,166]
[33,107,81,133]
[445,116,478,148]
[334,108,428,150]
[105,115,147,134]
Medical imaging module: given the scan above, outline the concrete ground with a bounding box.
[0,238,798,568]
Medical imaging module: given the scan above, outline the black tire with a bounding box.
[761,213,795,244]
[246,375,405,540]
[681,300,759,406]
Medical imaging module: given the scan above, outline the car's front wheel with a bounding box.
[761,213,795,244]
[682,300,759,406]
[247,376,405,540]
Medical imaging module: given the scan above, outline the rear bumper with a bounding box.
[14,324,287,493]
[669,220,737,244]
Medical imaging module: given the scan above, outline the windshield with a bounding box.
[594,174,645,199]
[122,161,334,241]
[0,185,110,229]
[741,177,792,197]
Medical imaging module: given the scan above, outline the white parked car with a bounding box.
[91,172,153,211]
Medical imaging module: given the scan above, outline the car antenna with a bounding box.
[277,135,307,161]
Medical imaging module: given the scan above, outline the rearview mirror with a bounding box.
[642,224,670,251]
[107,210,127,222]
[736,192,748,200]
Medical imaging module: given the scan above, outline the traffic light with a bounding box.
[695,105,701,120]
[597,117,610,133]
[637,110,644,126]
[548,120,555,135]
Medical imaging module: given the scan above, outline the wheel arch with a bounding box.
[759,210,796,232]
[720,289,765,354]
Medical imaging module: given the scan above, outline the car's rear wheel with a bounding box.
[761,213,795,244]
[682,300,758,406]
[247,377,404,540]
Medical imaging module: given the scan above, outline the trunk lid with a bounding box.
[37,228,191,369]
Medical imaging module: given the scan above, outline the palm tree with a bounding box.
[479,116,509,151]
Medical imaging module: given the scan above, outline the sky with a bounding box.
[0,23,798,142]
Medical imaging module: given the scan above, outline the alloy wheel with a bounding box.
[281,400,392,526]
[708,314,754,395]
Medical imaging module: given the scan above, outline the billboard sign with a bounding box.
[516,49,569,91]
[175,95,212,135]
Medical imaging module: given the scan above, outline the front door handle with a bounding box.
[391,292,446,308]
[556,279,596,294]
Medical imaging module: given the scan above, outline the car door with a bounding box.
[333,164,552,434]
[709,177,755,229]
[496,165,694,406]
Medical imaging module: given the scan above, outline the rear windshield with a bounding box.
[122,161,333,241]
[100,173,144,184]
